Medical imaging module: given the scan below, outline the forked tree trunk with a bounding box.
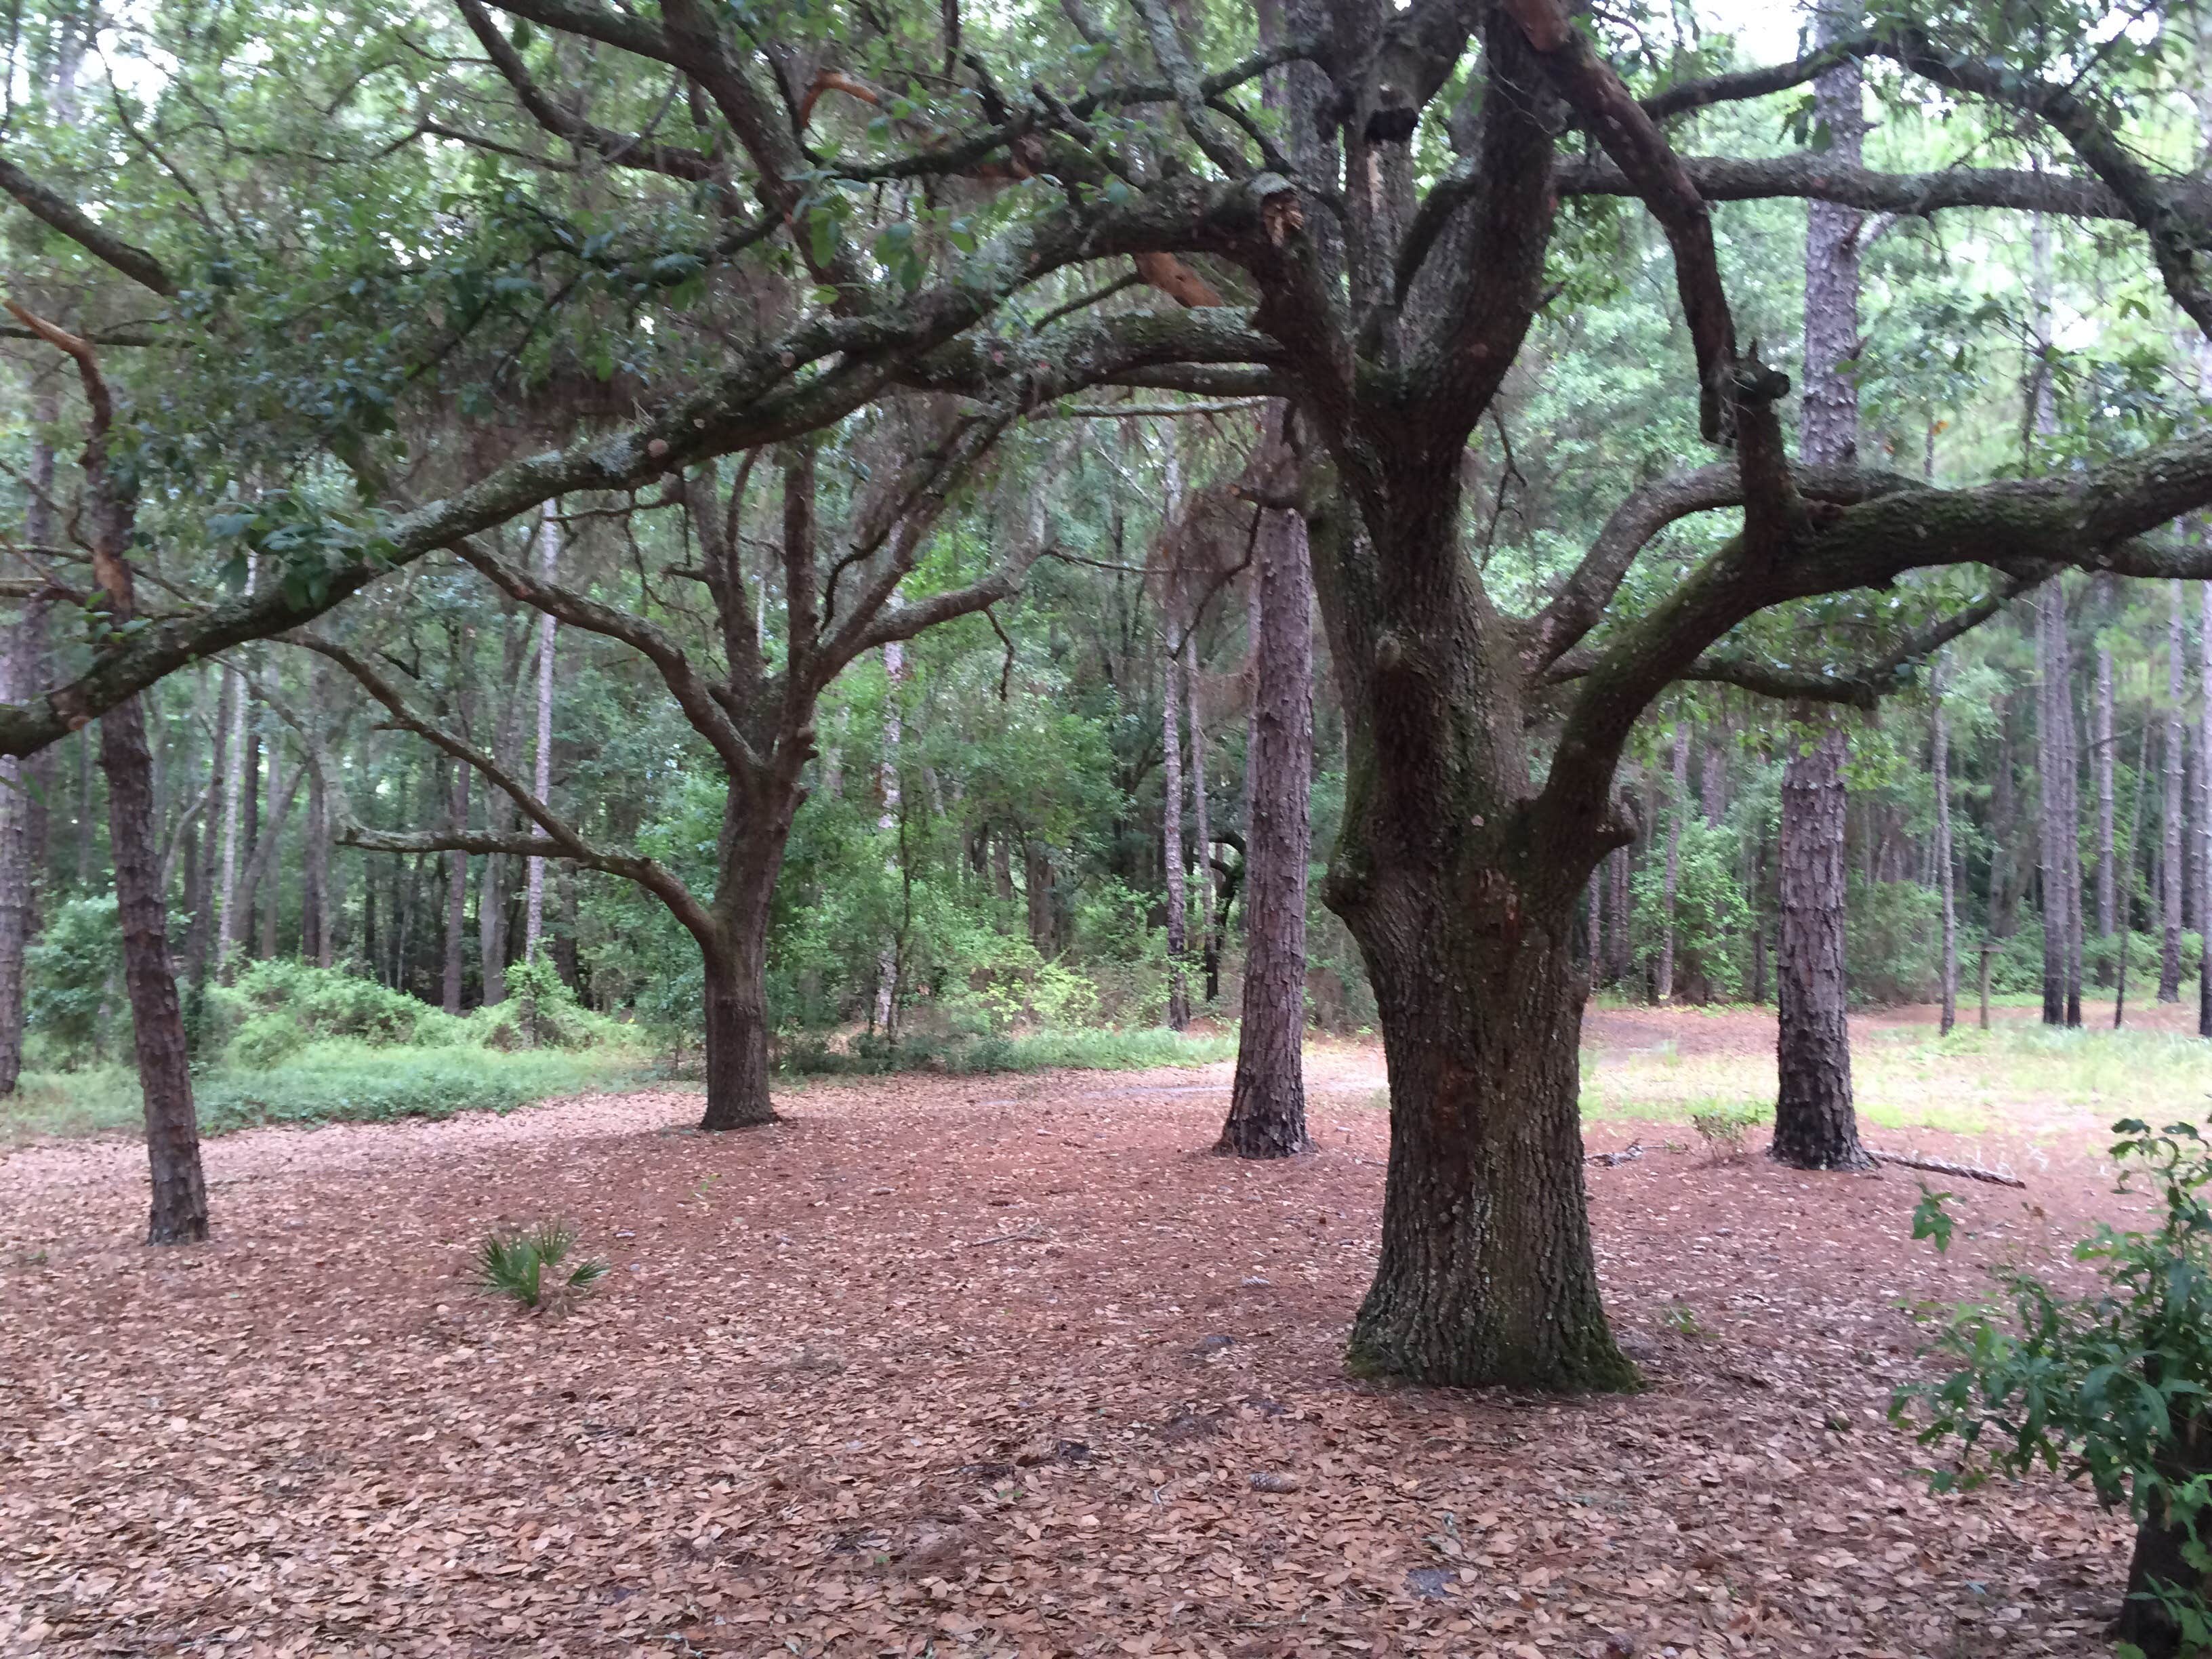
[1773,721,1872,1170]
[1342,890,1634,1391]
[1310,487,1635,1392]
[102,689,209,1243]
[1220,504,1313,1159]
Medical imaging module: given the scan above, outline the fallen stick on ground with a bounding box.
[1872,1150,2025,1187]
[964,1225,1048,1248]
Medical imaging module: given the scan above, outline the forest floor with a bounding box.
[2,1006,2202,1658]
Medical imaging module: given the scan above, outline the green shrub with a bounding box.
[24,897,123,1067]
[230,1010,309,1069]
[476,960,617,1050]
[1630,818,1751,1003]
[1898,1119,2212,1658]
[1846,876,1940,1004]
[776,1025,1235,1078]
[193,1042,640,1132]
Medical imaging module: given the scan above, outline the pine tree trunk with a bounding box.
[557,865,580,989]
[2097,621,2117,944]
[1774,722,1871,1170]
[1185,634,1215,1004]
[874,640,905,1037]
[2201,582,2211,1038]
[443,758,469,1015]
[2038,588,2071,1022]
[2061,593,2084,1025]
[184,671,225,998]
[525,502,558,960]
[1992,695,2021,936]
[1162,635,1189,1031]
[1779,16,1864,1127]
[1608,843,1631,981]
[214,654,251,977]
[304,759,331,968]
[102,690,209,1243]
[1656,721,1687,1004]
[1934,661,1958,1036]
[1220,504,1312,1159]
[0,603,30,1095]
[2163,581,2186,1002]
[1025,840,1054,956]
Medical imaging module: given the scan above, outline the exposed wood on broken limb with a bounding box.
[1870,1149,2026,1187]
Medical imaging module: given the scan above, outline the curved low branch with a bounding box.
[1681,580,2026,708]
[0,182,1281,760]
[1639,34,1877,123]
[448,536,758,775]
[1521,462,1914,670]
[304,633,718,945]
[1872,26,2212,337]
[455,0,721,183]
[0,151,178,297]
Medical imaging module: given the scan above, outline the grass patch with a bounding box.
[3,1040,649,1144]
[1579,1021,2212,1140]
[780,1026,1239,1078]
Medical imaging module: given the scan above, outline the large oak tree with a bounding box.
[11,0,2212,1394]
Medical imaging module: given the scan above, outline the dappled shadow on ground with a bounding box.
[0,1036,2146,1657]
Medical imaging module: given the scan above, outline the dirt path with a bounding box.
[0,1050,2144,1657]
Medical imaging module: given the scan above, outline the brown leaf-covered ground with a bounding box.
[0,1009,2170,1658]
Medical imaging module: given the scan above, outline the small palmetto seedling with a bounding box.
[472,1221,609,1312]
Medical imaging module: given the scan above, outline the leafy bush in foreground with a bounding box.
[1898,1120,2212,1659]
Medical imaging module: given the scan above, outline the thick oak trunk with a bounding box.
[699,941,776,1130]
[1773,723,1871,1171]
[697,784,798,1131]
[1342,879,1635,1391]
[1312,480,1634,1393]
[102,691,208,1243]
[1220,506,1313,1159]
